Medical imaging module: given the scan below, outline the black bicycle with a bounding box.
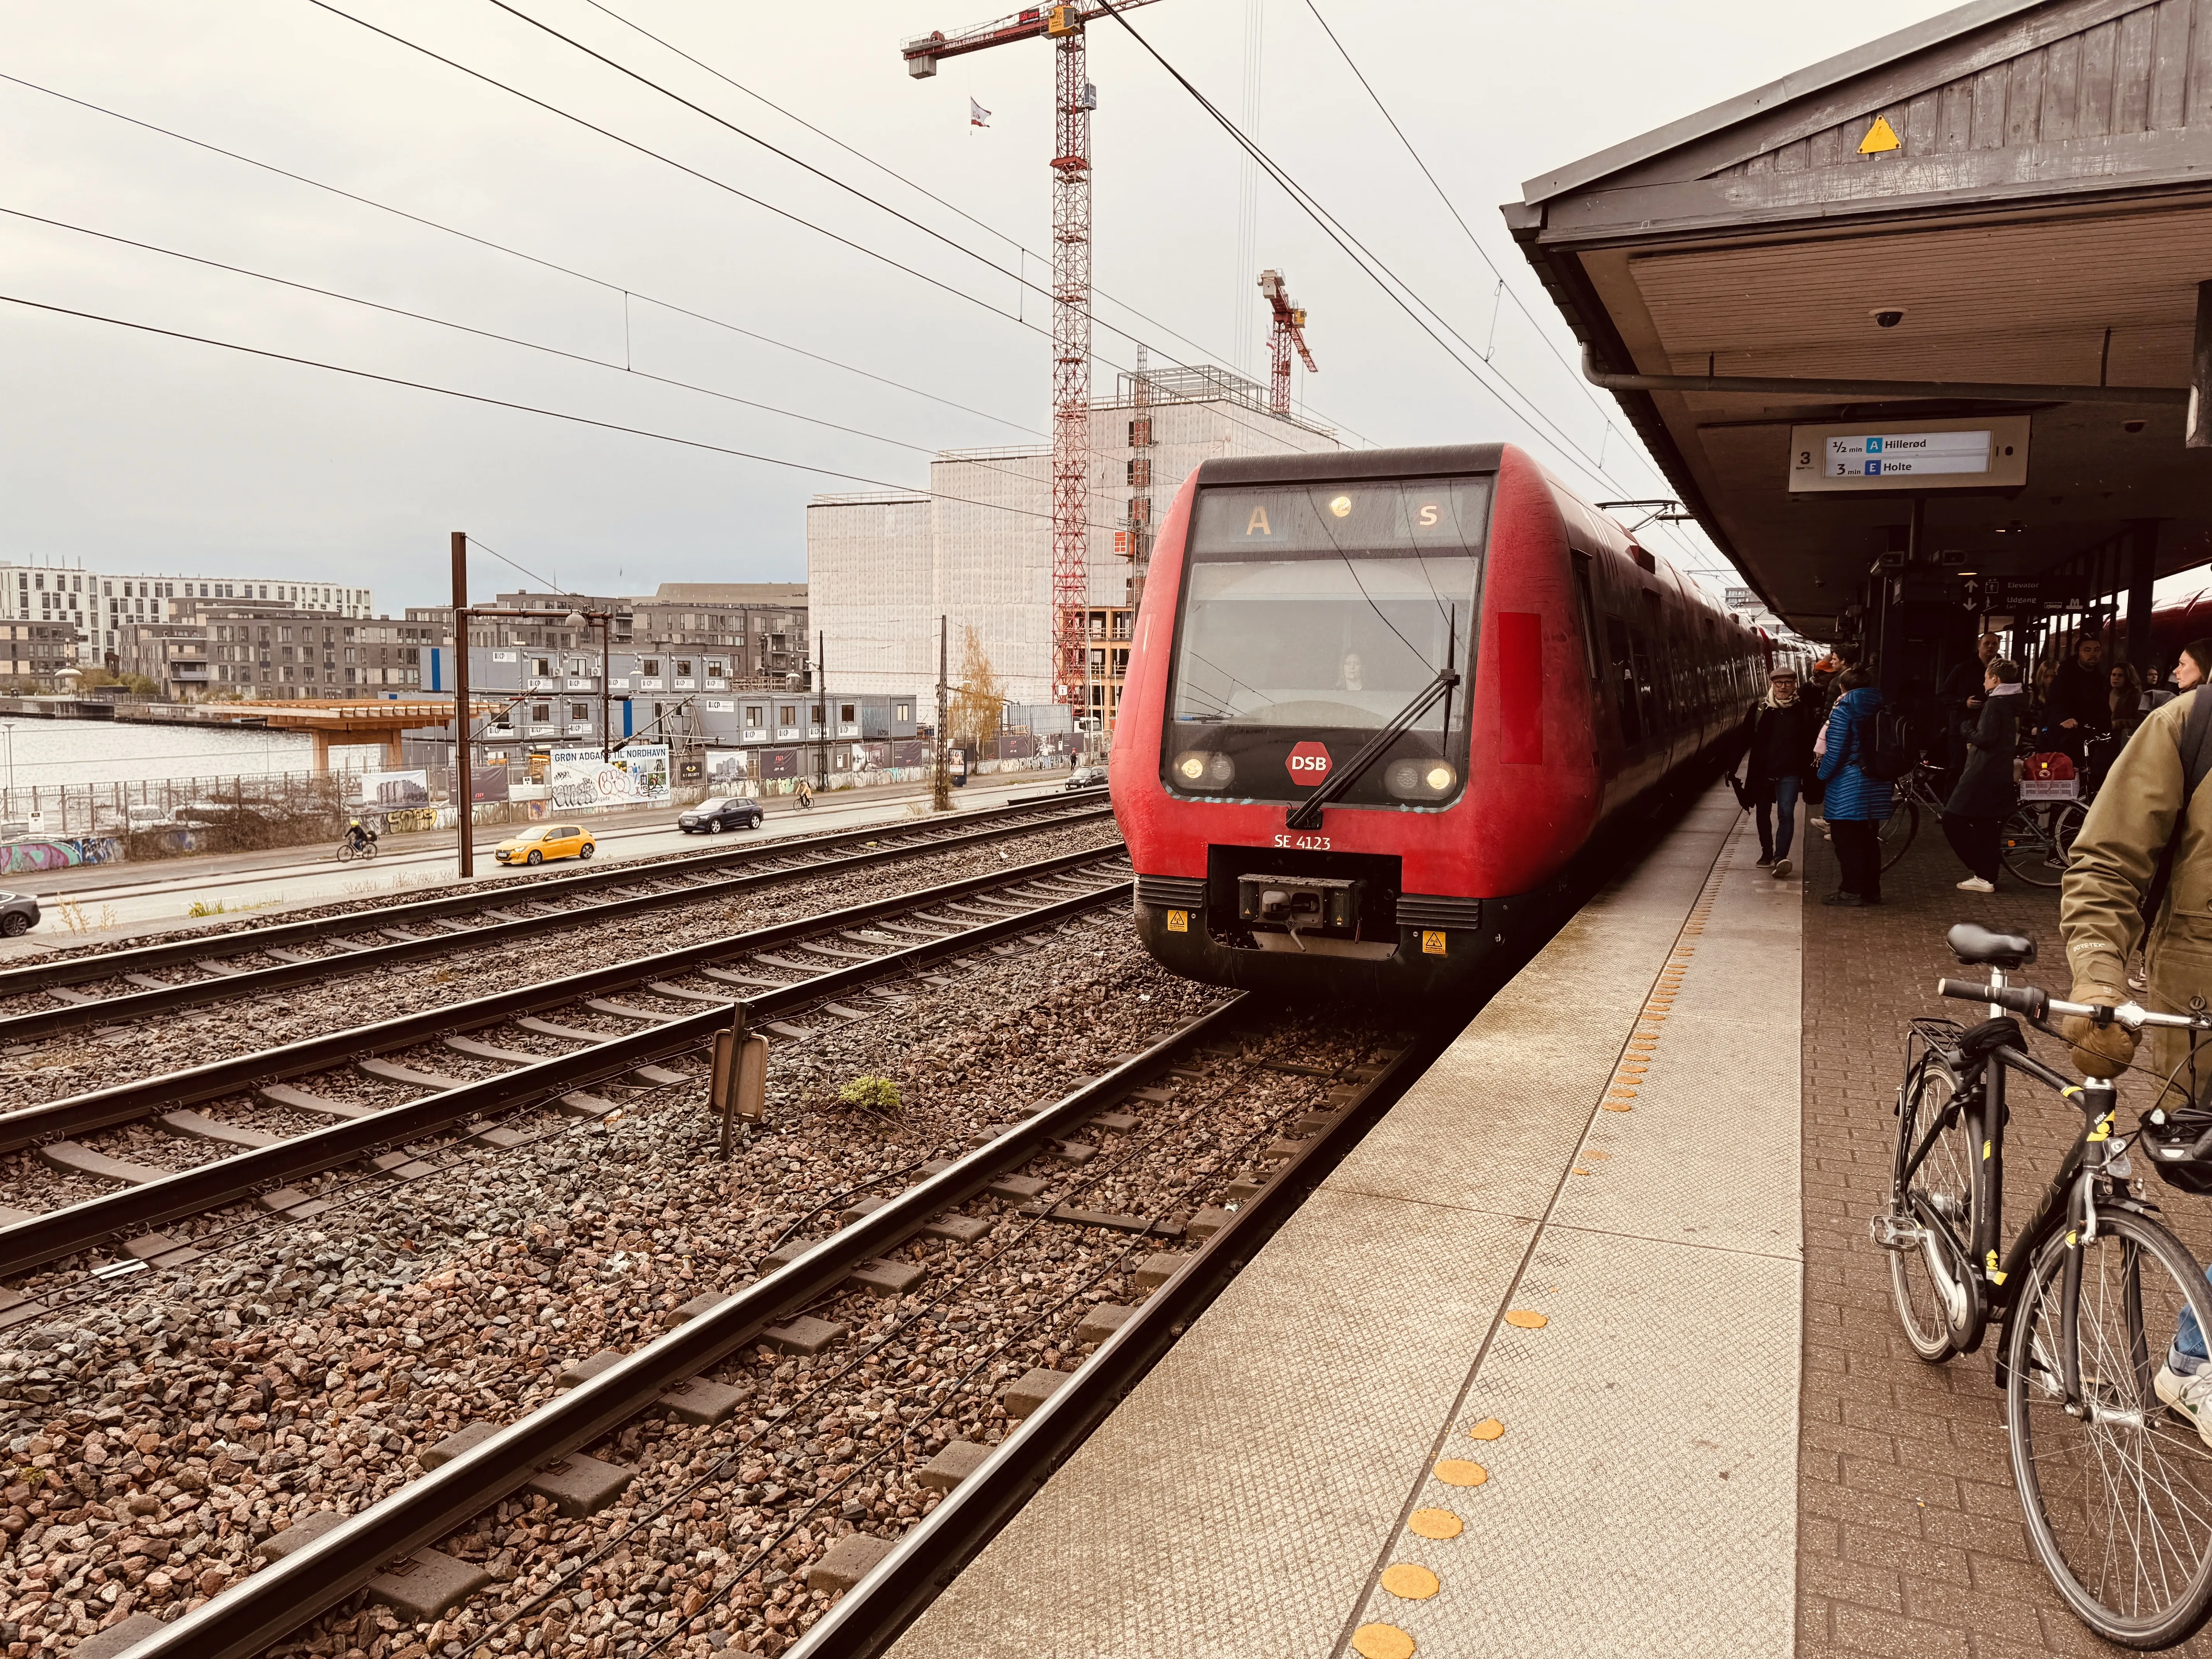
[1878,923,2212,1647]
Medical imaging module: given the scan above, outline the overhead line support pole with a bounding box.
[450,531,472,882]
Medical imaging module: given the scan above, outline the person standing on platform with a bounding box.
[1939,634,2002,781]
[2055,659,2212,1438]
[1816,666,1893,907]
[1941,657,2025,894]
[1743,667,1818,879]
[2110,661,2148,739]
[2040,633,2110,766]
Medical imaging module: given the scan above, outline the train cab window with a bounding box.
[1605,617,1641,745]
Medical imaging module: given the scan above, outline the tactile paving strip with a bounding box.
[1340,813,1803,1659]
[892,792,1761,1659]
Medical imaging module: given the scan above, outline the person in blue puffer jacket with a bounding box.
[1815,667,1894,906]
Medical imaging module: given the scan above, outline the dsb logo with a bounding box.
[1285,741,1332,785]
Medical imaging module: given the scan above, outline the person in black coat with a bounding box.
[1741,666,1820,878]
[1942,656,2026,893]
[1937,633,2001,782]
[2039,635,2109,764]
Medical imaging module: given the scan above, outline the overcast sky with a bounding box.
[0,0,1976,611]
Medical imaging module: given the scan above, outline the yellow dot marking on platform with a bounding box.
[1583,1148,1611,1160]
[1407,1507,1462,1540]
[1572,1165,1592,1175]
[1353,1624,1416,1659]
[1618,1063,1649,1074]
[1434,1458,1489,1486]
[1503,1309,1547,1329]
[1602,1101,1634,1112]
[1381,1563,1441,1601]
[1468,1417,1504,1440]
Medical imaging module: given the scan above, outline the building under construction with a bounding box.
[807,367,1337,735]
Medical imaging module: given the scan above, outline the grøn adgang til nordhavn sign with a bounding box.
[1788,415,2030,493]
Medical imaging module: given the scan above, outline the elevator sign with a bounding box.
[1788,415,2030,493]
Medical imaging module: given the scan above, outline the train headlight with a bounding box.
[1386,758,1457,800]
[1172,750,1235,791]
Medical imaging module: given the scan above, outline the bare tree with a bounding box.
[949,626,1005,759]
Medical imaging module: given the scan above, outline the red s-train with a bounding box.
[1109,442,1768,999]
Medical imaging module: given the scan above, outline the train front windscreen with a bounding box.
[1163,475,1490,808]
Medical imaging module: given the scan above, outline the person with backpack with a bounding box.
[2058,639,2212,1440]
[1940,656,2025,893]
[1815,666,1895,906]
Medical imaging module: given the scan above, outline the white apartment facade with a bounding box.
[1,563,373,666]
[809,371,1341,710]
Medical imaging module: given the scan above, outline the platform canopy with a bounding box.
[1506,0,2212,640]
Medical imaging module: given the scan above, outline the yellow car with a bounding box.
[494,823,596,867]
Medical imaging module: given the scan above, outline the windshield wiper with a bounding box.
[1285,661,1459,831]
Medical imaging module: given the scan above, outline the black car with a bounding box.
[678,796,764,833]
[0,891,38,937]
[1066,764,1109,791]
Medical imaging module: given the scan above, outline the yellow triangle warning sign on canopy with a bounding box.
[1859,116,1902,154]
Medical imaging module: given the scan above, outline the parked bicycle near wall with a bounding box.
[1877,922,2212,1646]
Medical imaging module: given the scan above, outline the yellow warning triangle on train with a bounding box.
[1859,115,1901,154]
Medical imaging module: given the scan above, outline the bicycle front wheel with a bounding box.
[1887,1053,1980,1361]
[2007,1207,2212,1647]
[1878,800,1920,872]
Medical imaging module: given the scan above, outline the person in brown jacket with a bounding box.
[2058,666,2212,1437]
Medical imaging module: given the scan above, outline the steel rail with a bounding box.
[0,844,1123,1158]
[110,996,1243,1659]
[0,802,1115,1042]
[7,790,1102,992]
[0,868,1134,1279]
[783,1023,1439,1658]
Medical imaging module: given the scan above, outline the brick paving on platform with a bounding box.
[1795,805,2212,1659]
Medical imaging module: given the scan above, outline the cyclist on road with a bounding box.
[794,780,814,810]
[2059,642,2212,1435]
[345,816,375,854]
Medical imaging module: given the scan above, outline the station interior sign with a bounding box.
[1787,415,2030,493]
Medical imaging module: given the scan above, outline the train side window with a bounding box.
[1605,617,1641,745]
[1570,554,1601,681]
[1638,591,1672,726]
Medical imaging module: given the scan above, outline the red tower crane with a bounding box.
[902,2,1163,726]
[1258,268,1316,417]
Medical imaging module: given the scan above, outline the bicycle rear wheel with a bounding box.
[1878,800,1920,872]
[2002,807,2067,888]
[1886,1054,1980,1361]
[2007,1208,2212,1647]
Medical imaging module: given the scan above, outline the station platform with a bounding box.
[893,784,1808,1657]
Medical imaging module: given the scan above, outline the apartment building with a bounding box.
[117,600,433,701]
[2,562,373,665]
[0,620,83,687]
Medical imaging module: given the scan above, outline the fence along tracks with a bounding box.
[0,795,1111,1042]
[0,846,1132,1287]
[106,999,1429,1659]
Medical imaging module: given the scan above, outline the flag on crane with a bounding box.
[969,97,992,127]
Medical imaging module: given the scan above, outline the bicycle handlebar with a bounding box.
[1937,979,2212,1032]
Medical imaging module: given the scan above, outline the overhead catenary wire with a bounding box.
[296,0,1373,458]
[1296,0,1692,526]
[572,0,1352,440]
[0,204,1116,519]
[1091,0,1712,559]
[0,291,1139,537]
[0,71,1042,442]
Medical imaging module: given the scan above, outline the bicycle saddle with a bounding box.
[1947,922,2036,969]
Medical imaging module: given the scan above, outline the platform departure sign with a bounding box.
[1788,415,2031,494]
[1825,429,1990,478]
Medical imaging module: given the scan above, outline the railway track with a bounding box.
[0,844,1133,1294]
[96,996,1425,1659]
[0,795,1112,1044]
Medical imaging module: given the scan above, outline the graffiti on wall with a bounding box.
[2,836,121,873]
